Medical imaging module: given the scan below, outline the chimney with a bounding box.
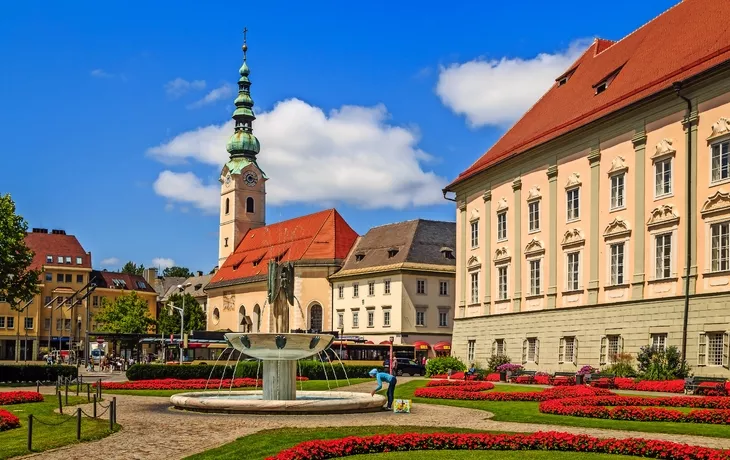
[143,267,158,284]
[197,270,203,277]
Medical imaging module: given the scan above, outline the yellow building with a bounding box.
[444,0,730,376]
[330,220,456,360]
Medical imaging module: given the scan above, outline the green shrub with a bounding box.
[425,356,466,377]
[126,361,379,381]
[603,352,636,377]
[637,345,690,380]
[486,354,511,373]
[0,365,77,383]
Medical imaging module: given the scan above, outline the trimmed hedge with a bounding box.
[0,365,77,383]
[126,361,380,381]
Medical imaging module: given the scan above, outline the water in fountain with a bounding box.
[204,347,229,390]
[316,351,331,391]
[330,347,351,387]
[228,350,244,393]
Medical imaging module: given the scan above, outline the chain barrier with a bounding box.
[31,414,77,427]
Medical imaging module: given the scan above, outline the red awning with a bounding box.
[413,341,430,351]
[364,340,374,344]
[433,341,451,351]
[379,340,391,345]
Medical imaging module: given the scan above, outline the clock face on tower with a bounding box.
[244,171,258,187]
[224,175,231,187]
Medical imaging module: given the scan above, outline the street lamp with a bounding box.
[173,282,192,365]
[389,336,395,375]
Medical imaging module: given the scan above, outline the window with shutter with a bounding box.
[698,333,707,366]
[724,333,729,369]
[558,338,565,364]
[522,339,528,364]
[573,338,579,365]
[535,339,540,364]
[599,336,608,365]
[491,340,497,356]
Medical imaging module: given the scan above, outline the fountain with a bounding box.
[170,260,387,414]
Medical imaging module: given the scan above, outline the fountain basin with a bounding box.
[225,333,334,361]
[170,390,387,414]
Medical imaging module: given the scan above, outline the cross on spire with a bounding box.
[242,27,248,61]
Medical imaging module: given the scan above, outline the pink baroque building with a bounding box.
[444,0,730,375]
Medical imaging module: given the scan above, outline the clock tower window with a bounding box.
[246,197,255,213]
[225,198,230,215]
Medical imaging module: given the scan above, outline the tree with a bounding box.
[121,261,144,276]
[162,266,193,278]
[94,292,155,334]
[157,293,206,335]
[0,194,40,362]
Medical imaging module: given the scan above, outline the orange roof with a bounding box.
[24,230,91,271]
[448,0,730,189]
[209,209,358,287]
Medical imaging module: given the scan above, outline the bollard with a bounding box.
[76,379,79,396]
[57,391,63,415]
[76,408,81,440]
[27,415,33,451]
[55,377,59,394]
[36,381,40,394]
[112,397,117,425]
[97,379,102,399]
[93,394,97,418]
[65,383,68,405]
[109,400,114,431]
[86,383,91,402]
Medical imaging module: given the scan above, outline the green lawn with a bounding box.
[102,378,372,397]
[347,452,634,459]
[393,380,730,438]
[0,395,118,459]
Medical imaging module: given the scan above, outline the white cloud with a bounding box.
[100,257,119,267]
[165,78,206,98]
[153,171,219,214]
[436,39,592,127]
[188,84,234,109]
[90,69,113,78]
[148,99,446,212]
[151,257,176,270]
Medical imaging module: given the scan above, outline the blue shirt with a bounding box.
[373,372,395,391]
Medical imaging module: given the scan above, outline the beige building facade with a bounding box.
[445,0,730,375]
[330,220,456,358]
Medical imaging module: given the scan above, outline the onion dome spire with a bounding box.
[226,27,260,159]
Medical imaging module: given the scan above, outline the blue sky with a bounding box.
[0,0,677,273]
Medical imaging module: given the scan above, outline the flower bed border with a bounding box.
[265,431,730,460]
[415,381,610,401]
[93,377,275,390]
[0,409,21,432]
[0,391,44,405]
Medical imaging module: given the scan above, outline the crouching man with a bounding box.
[369,368,397,411]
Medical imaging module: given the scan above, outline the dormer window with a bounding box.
[387,249,399,258]
[555,66,577,88]
[252,256,264,267]
[557,76,569,87]
[595,82,608,94]
[355,254,365,262]
[440,247,455,260]
[593,65,624,96]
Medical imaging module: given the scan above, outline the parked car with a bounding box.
[382,358,425,376]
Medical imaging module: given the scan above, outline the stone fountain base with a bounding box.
[170,390,387,414]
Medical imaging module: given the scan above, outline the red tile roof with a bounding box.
[209,209,358,287]
[24,230,91,271]
[91,270,156,293]
[448,0,730,189]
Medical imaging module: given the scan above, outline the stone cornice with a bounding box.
[524,238,545,257]
[607,156,628,175]
[604,217,632,239]
[647,204,680,228]
[708,117,730,141]
[526,185,542,202]
[512,178,522,191]
[546,165,558,180]
[565,172,582,189]
[652,138,676,161]
[631,130,647,148]
[701,191,730,217]
[561,228,585,247]
[494,247,511,263]
[483,190,492,202]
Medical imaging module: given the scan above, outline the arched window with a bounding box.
[238,305,249,333]
[246,197,255,213]
[309,304,323,332]
[212,308,220,325]
[252,305,261,333]
[225,198,230,215]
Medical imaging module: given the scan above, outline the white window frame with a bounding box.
[710,220,730,272]
[654,157,673,198]
[710,139,730,185]
[439,280,449,296]
[383,307,391,327]
[566,187,580,222]
[606,240,629,286]
[416,279,426,295]
[522,337,539,364]
[384,279,391,295]
[467,340,476,362]
[415,308,426,327]
[469,271,479,304]
[438,309,448,327]
[609,172,626,211]
[367,309,375,328]
[652,231,675,280]
[352,311,359,328]
[496,264,509,301]
[337,285,344,299]
[528,258,541,296]
[353,283,359,298]
[497,212,508,241]
[697,332,729,368]
[492,338,505,356]
[337,311,344,329]
[470,220,479,248]
[651,333,667,352]
[368,281,375,296]
[559,336,578,364]
[528,200,540,233]
[565,251,581,291]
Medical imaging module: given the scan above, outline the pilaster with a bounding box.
[683,108,700,294]
[587,148,601,304]
[458,201,467,316]
[546,165,559,308]
[631,128,647,300]
[512,178,522,312]
[483,190,492,314]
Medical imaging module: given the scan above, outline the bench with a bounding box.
[550,372,576,386]
[588,373,616,389]
[684,376,728,395]
[513,370,537,384]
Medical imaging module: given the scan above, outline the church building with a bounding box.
[205,34,358,333]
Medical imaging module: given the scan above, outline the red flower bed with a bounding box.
[416,380,609,401]
[266,431,730,460]
[485,373,500,381]
[0,409,20,432]
[540,394,730,424]
[96,376,310,391]
[613,378,686,393]
[0,391,44,405]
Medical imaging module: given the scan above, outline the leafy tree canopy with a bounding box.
[0,194,40,310]
[121,261,144,276]
[162,266,193,278]
[157,293,206,335]
[94,291,155,334]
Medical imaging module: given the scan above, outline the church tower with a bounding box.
[219,29,266,265]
